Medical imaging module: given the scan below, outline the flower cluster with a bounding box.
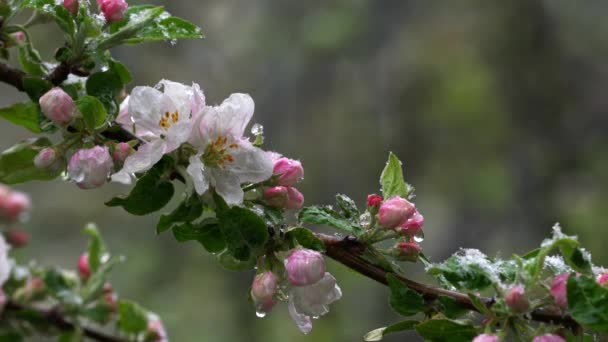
[63,0,129,22]
[249,248,342,334]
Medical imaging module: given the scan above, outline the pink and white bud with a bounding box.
[99,0,128,23]
[63,0,79,15]
[285,249,326,286]
[367,194,383,208]
[147,315,168,342]
[6,230,29,248]
[286,187,304,209]
[78,253,90,279]
[532,334,566,342]
[251,271,278,313]
[11,32,25,45]
[0,190,30,222]
[597,273,608,286]
[395,241,421,262]
[378,196,416,229]
[550,273,569,309]
[68,146,113,189]
[472,334,500,342]
[398,210,424,236]
[264,186,288,208]
[112,142,132,164]
[34,147,61,171]
[505,285,529,313]
[39,87,78,125]
[273,157,304,186]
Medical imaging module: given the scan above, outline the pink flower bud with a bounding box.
[395,241,421,262]
[286,187,304,210]
[34,147,59,170]
[378,196,415,229]
[472,334,499,342]
[78,253,90,279]
[532,334,566,342]
[68,146,114,189]
[112,142,132,164]
[251,271,278,313]
[264,186,288,208]
[63,0,79,15]
[285,249,326,286]
[597,273,608,286]
[99,0,128,23]
[11,32,25,45]
[39,87,78,125]
[273,157,304,186]
[0,190,30,222]
[398,210,424,236]
[367,194,383,207]
[505,285,529,313]
[6,230,29,248]
[550,273,569,309]
[147,316,168,342]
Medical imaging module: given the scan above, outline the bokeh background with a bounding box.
[1,0,608,340]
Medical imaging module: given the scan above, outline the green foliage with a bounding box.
[0,102,41,133]
[86,61,131,117]
[427,249,496,291]
[76,95,107,132]
[157,193,203,234]
[84,224,106,274]
[387,274,425,316]
[117,300,148,334]
[437,296,469,319]
[0,137,60,184]
[172,220,226,253]
[414,319,477,342]
[285,227,325,252]
[380,152,413,200]
[335,193,360,219]
[22,76,52,102]
[106,156,175,215]
[364,320,418,341]
[567,275,608,332]
[216,201,268,261]
[299,205,362,235]
[20,0,75,36]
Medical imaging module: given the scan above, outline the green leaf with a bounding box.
[83,223,106,273]
[76,96,107,131]
[217,206,268,261]
[216,250,256,271]
[335,193,360,219]
[466,293,490,315]
[86,61,130,117]
[427,249,495,291]
[299,206,360,234]
[567,275,608,332]
[387,274,425,316]
[21,0,75,36]
[0,102,41,133]
[117,300,148,334]
[103,5,203,47]
[0,137,61,184]
[172,220,226,253]
[80,303,113,324]
[364,320,418,341]
[415,319,477,342]
[529,226,592,280]
[438,296,469,319]
[58,329,83,342]
[22,76,52,102]
[97,6,166,50]
[18,41,47,76]
[157,194,203,234]
[380,152,412,199]
[106,156,175,215]
[81,256,121,303]
[285,227,325,252]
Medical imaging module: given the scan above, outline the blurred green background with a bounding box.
[2,0,608,340]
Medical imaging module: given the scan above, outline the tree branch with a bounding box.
[5,301,130,342]
[317,233,581,331]
[0,61,75,91]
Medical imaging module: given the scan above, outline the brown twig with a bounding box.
[317,233,581,331]
[0,62,26,91]
[5,301,129,342]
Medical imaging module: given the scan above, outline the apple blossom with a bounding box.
[597,273,608,286]
[273,157,304,186]
[5,230,29,248]
[398,210,424,236]
[39,87,79,125]
[285,249,326,286]
[99,0,128,22]
[187,93,273,204]
[550,273,569,309]
[63,0,79,15]
[367,194,383,208]
[0,188,30,222]
[68,146,114,189]
[473,334,499,342]
[146,314,168,342]
[532,334,565,342]
[395,241,421,262]
[288,272,342,334]
[78,253,90,279]
[112,142,132,164]
[251,271,278,313]
[505,285,529,313]
[113,80,204,184]
[378,196,415,229]
[286,187,305,209]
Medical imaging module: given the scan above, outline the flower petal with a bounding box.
[129,86,164,137]
[227,139,274,184]
[186,155,210,195]
[159,80,193,118]
[194,93,254,143]
[191,82,206,117]
[288,299,313,335]
[290,273,342,317]
[166,119,194,152]
[111,140,166,184]
[209,168,244,205]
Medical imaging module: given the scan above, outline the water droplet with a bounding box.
[359,212,372,226]
[255,311,266,318]
[251,123,264,136]
[413,230,424,243]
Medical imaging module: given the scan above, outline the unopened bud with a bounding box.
[251,271,278,314]
[5,230,29,248]
[472,334,499,342]
[285,249,326,286]
[398,210,424,236]
[394,241,421,262]
[264,186,304,210]
[532,334,566,342]
[112,142,132,164]
[78,253,90,279]
[550,273,569,309]
[286,187,304,209]
[273,157,304,186]
[34,147,63,173]
[505,285,529,313]
[63,0,79,15]
[366,194,383,208]
[10,32,25,45]
[68,146,114,189]
[597,273,608,286]
[378,196,415,229]
[146,315,168,342]
[99,0,128,23]
[39,87,78,125]
[0,190,31,222]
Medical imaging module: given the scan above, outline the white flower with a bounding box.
[0,235,11,286]
[288,272,342,334]
[186,93,273,204]
[112,80,205,184]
